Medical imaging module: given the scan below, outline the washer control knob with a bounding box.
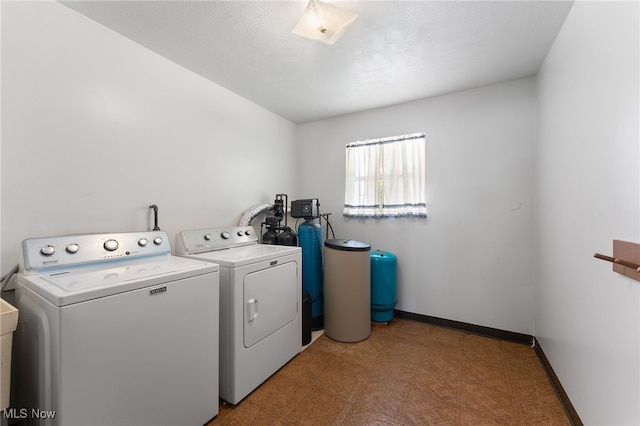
[153,237,163,245]
[138,238,148,247]
[221,231,230,240]
[237,230,244,237]
[41,245,56,256]
[204,234,212,241]
[66,244,79,254]
[104,239,119,251]
[245,229,252,236]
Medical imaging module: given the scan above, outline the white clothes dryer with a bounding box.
[175,226,301,405]
[12,231,219,426]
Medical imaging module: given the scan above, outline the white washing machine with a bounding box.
[11,231,219,426]
[175,226,301,405]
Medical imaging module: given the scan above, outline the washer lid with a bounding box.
[17,256,218,306]
[324,239,371,251]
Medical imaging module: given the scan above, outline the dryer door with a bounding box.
[244,260,298,348]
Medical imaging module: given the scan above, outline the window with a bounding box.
[344,132,426,218]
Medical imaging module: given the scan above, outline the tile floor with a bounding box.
[208,319,571,425]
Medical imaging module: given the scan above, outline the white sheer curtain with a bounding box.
[344,133,426,218]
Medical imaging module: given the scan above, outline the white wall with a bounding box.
[297,78,537,335]
[1,1,297,272]
[536,1,639,424]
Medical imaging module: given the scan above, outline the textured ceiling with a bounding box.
[61,1,574,124]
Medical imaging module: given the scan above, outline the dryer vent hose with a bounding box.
[239,203,274,226]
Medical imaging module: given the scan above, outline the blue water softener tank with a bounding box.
[298,219,324,330]
[370,250,398,322]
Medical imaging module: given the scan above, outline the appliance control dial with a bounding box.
[104,239,119,251]
[204,234,212,241]
[138,238,148,247]
[245,229,252,236]
[66,244,79,254]
[221,231,230,240]
[237,230,244,237]
[41,245,55,256]
[153,237,163,245]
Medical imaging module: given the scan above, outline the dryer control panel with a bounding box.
[20,231,171,274]
[175,226,258,255]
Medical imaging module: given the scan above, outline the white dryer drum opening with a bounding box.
[244,261,298,348]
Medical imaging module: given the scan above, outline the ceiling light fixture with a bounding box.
[292,0,358,45]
